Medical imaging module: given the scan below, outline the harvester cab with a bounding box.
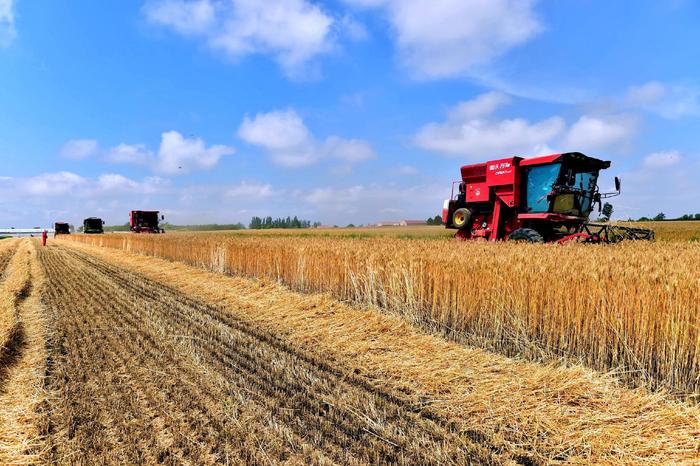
[130,210,164,233]
[54,222,71,236]
[83,217,105,234]
[443,152,654,243]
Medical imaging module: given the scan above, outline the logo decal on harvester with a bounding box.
[489,162,512,175]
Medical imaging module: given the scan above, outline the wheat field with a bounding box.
[0,237,698,463]
[66,232,700,398]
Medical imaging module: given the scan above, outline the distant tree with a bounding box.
[653,212,666,221]
[346,224,355,228]
[433,215,442,225]
[601,203,614,222]
[426,217,434,225]
[695,214,700,220]
[250,215,316,229]
[638,216,650,222]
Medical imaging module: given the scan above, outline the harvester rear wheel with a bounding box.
[508,228,544,243]
[452,208,472,230]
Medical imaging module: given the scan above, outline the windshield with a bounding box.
[136,213,159,227]
[559,169,598,214]
[524,163,561,212]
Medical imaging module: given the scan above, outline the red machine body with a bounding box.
[129,210,164,234]
[443,152,623,242]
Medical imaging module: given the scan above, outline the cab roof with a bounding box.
[519,152,611,170]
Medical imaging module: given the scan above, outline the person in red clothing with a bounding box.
[42,229,47,247]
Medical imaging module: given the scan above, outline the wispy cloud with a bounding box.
[0,0,16,47]
[144,0,338,78]
[414,92,638,159]
[345,0,542,80]
[238,108,375,167]
[59,131,235,175]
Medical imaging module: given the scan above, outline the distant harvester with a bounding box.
[130,210,164,234]
[83,217,105,234]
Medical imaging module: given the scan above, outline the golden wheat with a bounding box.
[66,233,700,398]
[168,220,700,241]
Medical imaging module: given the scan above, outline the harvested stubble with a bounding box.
[39,245,507,465]
[61,240,700,464]
[66,233,700,398]
[0,239,48,464]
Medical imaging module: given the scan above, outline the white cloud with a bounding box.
[98,173,138,191]
[447,91,511,120]
[643,150,682,168]
[144,0,215,35]
[345,0,541,79]
[24,172,87,196]
[238,109,375,167]
[415,93,638,159]
[106,143,153,164]
[414,93,564,158]
[62,132,235,175]
[324,136,375,163]
[300,182,446,223]
[225,181,274,199]
[396,165,418,175]
[59,139,99,160]
[0,0,16,47]
[145,0,336,77]
[613,151,700,220]
[156,130,235,174]
[563,115,638,152]
[238,109,310,150]
[625,81,700,119]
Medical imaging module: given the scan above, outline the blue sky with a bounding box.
[1,0,699,227]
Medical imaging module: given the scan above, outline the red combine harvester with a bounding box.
[130,210,165,234]
[443,152,654,243]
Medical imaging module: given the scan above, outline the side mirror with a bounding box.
[614,176,621,192]
[161,215,165,221]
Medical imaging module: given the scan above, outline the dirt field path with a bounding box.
[39,245,505,465]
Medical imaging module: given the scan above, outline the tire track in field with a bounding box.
[40,245,524,465]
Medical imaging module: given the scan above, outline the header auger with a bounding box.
[443,152,654,243]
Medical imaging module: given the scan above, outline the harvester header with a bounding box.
[443,152,654,243]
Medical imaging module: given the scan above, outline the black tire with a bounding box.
[452,208,472,230]
[508,228,544,243]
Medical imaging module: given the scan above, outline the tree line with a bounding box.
[636,213,700,222]
[248,216,320,229]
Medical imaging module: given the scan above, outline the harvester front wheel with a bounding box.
[452,208,472,230]
[508,228,544,243]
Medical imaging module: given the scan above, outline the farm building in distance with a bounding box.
[374,220,426,227]
[0,228,54,237]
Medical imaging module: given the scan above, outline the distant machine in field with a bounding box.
[83,217,105,234]
[130,210,164,233]
[54,222,71,236]
[443,152,654,243]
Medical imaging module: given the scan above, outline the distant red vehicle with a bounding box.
[129,210,164,233]
[54,222,71,238]
[442,152,654,243]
